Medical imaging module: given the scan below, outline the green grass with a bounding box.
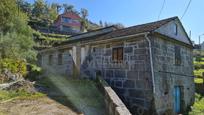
[0,90,45,102]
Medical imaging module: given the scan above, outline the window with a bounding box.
[173,23,178,35]
[93,47,96,52]
[48,55,53,65]
[62,26,72,31]
[58,53,63,65]
[62,17,71,23]
[112,47,123,62]
[72,19,80,24]
[175,46,181,66]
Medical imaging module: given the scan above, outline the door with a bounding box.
[174,86,181,113]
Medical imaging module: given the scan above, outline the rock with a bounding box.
[1,80,37,93]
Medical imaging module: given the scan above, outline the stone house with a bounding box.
[38,17,194,115]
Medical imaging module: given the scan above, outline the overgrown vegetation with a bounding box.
[189,51,204,114]
[0,0,36,61]
[189,93,204,115]
[0,58,27,76]
[33,30,69,47]
[0,0,36,80]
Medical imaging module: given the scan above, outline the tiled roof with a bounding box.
[56,16,192,46]
[60,12,81,19]
[99,16,178,39]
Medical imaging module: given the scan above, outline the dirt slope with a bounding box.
[0,97,80,115]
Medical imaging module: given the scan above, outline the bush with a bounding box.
[189,93,204,115]
[195,57,202,62]
[26,64,42,81]
[0,58,27,76]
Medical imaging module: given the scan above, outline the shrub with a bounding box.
[0,58,27,76]
[26,64,42,81]
[189,93,204,115]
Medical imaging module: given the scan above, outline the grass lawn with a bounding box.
[37,76,106,115]
[0,90,45,102]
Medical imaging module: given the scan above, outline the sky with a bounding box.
[26,0,204,44]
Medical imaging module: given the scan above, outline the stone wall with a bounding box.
[39,34,194,115]
[81,36,153,114]
[40,49,74,77]
[96,77,131,115]
[151,35,194,114]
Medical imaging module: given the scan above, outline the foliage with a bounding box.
[194,78,204,84]
[63,4,75,13]
[0,58,27,76]
[0,32,36,62]
[0,0,36,62]
[80,8,89,32]
[48,3,59,20]
[32,0,46,18]
[16,0,32,16]
[189,93,204,115]
[32,30,68,47]
[27,64,42,81]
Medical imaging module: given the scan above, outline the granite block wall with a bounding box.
[81,37,154,114]
[40,49,74,77]
[151,36,194,114]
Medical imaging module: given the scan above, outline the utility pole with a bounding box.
[199,34,204,56]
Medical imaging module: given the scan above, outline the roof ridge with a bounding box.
[115,16,178,32]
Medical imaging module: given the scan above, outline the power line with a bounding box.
[181,0,192,19]
[158,0,166,20]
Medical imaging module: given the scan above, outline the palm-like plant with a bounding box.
[63,4,74,13]
[80,8,88,32]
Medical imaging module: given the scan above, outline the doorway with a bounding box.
[174,86,181,113]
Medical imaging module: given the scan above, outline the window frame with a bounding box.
[58,53,63,65]
[175,46,181,66]
[112,47,124,63]
[48,55,53,65]
[173,23,178,35]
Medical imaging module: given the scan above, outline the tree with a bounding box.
[80,8,89,32]
[0,0,18,33]
[63,4,74,13]
[32,0,46,18]
[99,20,103,27]
[16,0,32,16]
[114,23,125,29]
[56,4,62,14]
[47,3,58,20]
[0,0,36,62]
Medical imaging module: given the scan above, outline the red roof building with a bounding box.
[53,11,81,33]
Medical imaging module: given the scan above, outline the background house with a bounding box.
[52,11,81,34]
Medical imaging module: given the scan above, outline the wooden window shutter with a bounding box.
[112,47,123,62]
